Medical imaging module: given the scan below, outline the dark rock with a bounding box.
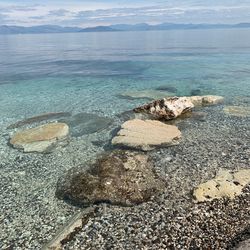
[56,150,165,206]
[7,112,72,129]
[59,113,113,137]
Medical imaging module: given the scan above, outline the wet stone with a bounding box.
[56,150,165,206]
[112,119,182,151]
[9,123,69,153]
[59,113,114,137]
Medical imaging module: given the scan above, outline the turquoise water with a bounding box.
[0,29,250,248]
[0,29,250,119]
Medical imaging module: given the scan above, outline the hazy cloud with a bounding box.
[0,1,250,26]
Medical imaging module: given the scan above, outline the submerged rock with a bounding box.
[119,90,174,100]
[59,113,113,137]
[7,112,71,129]
[134,97,194,120]
[10,123,69,153]
[188,95,224,106]
[56,150,165,206]
[112,119,181,151]
[193,169,250,202]
[155,85,177,93]
[223,106,250,117]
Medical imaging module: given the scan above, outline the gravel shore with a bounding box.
[0,103,249,249]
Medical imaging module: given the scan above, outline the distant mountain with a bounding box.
[1,23,250,35]
[79,26,118,32]
[110,23,250,31]
[0,25,82,34]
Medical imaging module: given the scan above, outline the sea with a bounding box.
[0,29,249,248]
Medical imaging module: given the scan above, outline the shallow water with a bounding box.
[0,29,250,248]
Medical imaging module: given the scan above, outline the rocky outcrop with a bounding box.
[56,150,165,206]
[224,106,250,117]
[133,95,224,120]
[193,169,250,202]
[187,95,224,106]
[134,97,194,120]
[10,123,69,153]
[112,119,181,151]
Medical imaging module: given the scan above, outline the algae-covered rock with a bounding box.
[7,112,71,129]
[59,113,113,137]
[56,150,165,206]
[193,169,250,202]
[112,119,181,151]
[10,123,69,153]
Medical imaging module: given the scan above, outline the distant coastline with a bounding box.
[1,22,250,35]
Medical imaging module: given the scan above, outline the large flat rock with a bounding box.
[10,123,69,153]
[112,119,181,151]
[56,150,165,206]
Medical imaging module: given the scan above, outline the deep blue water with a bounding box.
[0,29,250,119]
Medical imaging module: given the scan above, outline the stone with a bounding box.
[193,169,250,202]
[7,112,71,129]
[119,90,174,100]
[187,95,224,106]
[56,150,165,206]
[10,123,69,153]
[134,97,194,120]
[223,106,250,117]
[59,113,113,137]
[112,119,181,151]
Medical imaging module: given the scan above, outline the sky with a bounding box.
[0,0,250,27]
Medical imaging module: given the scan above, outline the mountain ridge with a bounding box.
[1,23,250,34]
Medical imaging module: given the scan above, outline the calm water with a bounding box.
[0,29,250,248]
[0,29,250,119]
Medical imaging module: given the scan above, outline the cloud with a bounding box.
[1,1,250,26]
[48,9,72,17]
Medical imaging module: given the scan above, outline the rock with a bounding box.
[235,239,250,250]
[59,113,113,137]
[10,123,69,153]
[155,85,177,93]
[223,106,250,117]
[119,90,174,100]
[7,112,71,129]
[56,150,165,206]
[193,169,250,202]
[111,119,181,151]
[134,97,194,120]
[187,95,224,106]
